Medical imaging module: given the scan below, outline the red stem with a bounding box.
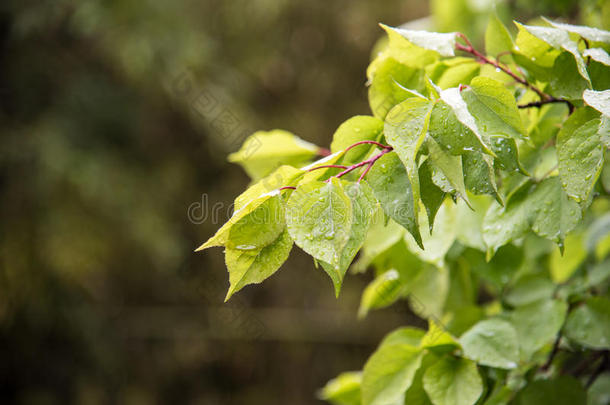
[455,33,549,101]
[343,140,392,155]
[333,147,393,181]
[277,141,394,192]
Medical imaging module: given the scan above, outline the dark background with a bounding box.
[0,0,603,404]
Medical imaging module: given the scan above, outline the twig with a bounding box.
[541,334,561,371]
[455,33,575,114]
[455,33,547,100]
[332,148,392,180]
[343,140,392,155]
[277,141,394,191]
[518,99,574,114]
[586,352,608,388]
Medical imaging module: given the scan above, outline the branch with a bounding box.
[454,33,575,113]
[518,99,574,114]
[541,334,561,371]
[278,141,394,191]
[333,147,392,180]
[586,352,608,388]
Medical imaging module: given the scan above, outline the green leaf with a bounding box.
[358,269,404,318]
[444,306,485,337]
[508,298,567,359]
[460,318,520,369]
[549,232,586,283]
[227,193,286,249]
[485,14,514,61]
[427,138,469,205]
[368,25,440,81]
[419,159,446,231]
[321,181,377,296]
[588,373,610,405]
[504,275,555,307]
[583,89,610,117]
[482,177,581,255]
[407,265,450,319]
[455,197,491,251]
[461,76,526,140]
[355,209,406,270]
[516,23,590,83]
[382,25,457,57]
[403,354,435,405]
[234,165,304,211]
[515,376,586,405]
[420,319,460,352]
[426,58,480,90]
[319,371,362,405]
[367,151,422,246]
[368,57,426,119]
[384,97,434,217]
[405,201,457,267]
[330,116,384,164]
[463,152,500,200]
[286,178,353,268]
[428,99,490,156]
[586,259,610,289]
[228,129,320,180]
[422,357,483,405]
[564,296,610,349]
[557,108,604,203]
[225,229,293,300]
[513,24,560,79]
[438,87,496,155]
[196,192,285,251]
[488,135,528,174]
[362,344,424,405]
[543,18,610,44]
[380,327,426,348]
[548,51,591,100]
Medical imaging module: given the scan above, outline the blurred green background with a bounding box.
[0,0,606,404]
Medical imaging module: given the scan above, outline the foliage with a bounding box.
[199,15,610,405]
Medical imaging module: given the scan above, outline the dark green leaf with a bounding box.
[321,181,377,296]
[483,178,581,255]
[367,151,422,246]
[419,159,446,231]
[384,97,434,217]
[557,109,603,203]
[515,376,586,405]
